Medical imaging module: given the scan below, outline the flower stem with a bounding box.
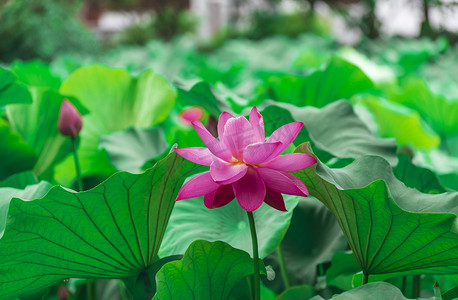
[247,211,260,300]
[72,137,92,299]
[71,137,83,191]
[413,275,421,298]
[276,244,290,289]
[362,272,369,285]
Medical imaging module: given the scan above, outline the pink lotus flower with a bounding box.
[174,107,317,212]
[58,99,83,138]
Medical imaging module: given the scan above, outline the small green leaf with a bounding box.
[294,143,458,276]
[0,171,38,189]
[154,240,266,300]
[311,282,435,300]
[0,67,32,106]
[159,195,298,259]
[394,153,446,194]
[0,152,202,299]
[326,252,361,291]
[99,127,169,173]
[414,149,458,191]
[0,119,37,181]
[277,285,315,300]
[0,181,52,237]
[177,81,226,116]
[10,60,61,89]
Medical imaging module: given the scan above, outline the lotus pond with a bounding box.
[0,35,457,300]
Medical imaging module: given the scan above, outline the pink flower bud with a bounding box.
[58,99,83,138]
[57,284,70,300]
[178,106,204,126]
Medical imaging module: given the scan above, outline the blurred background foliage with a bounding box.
[0,0,457,63]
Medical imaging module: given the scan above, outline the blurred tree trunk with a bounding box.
[420,0,433,36]
[231,0,244,23]
[308,0,316,13]
[362,0,379,39]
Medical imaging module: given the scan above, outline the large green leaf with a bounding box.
[0,67,32,106]
[263,197,347,291]
[0,181,52,237]
[159,195,298,259]
[0,152,202,299]
[294,143,458,276]
[311,282,435,300]
[0,119,37,181]
[394,153,446,194]
[261,56,374,108]
[6,88,75,178]
[58,65,176,179]
[99,127,169,173]
[386,76,458,135]
[353,94,440,150]
[261,101,398,165]
[154,240,265,300]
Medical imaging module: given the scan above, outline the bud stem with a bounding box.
[276,244,290,289]
[71,137,83,191]
[247,211,260,300]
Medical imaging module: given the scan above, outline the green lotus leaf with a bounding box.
[177,81,227,116]
[326,252,361,291]
[277,285,315,300]
[263,197,347,291]
[99,127,169,173]
[10,60,61,89]
[0,181,52,237]
[0,67,32,106]
[413,149,458,191]
[353,94,440,150]
[261,100,398,165]
[394,153,446,194]
[261,56,374,108]
[386,76,458,135]
[154,240,266,300]
[294,143,458,277]
[0,119,37,181]
[0,171,38,189]
[57,65,176,181]
[159,195,298,259]
[0,152,202,299]
[310,282,435,300]
[6,89,78,178]
[443,286,458,300]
